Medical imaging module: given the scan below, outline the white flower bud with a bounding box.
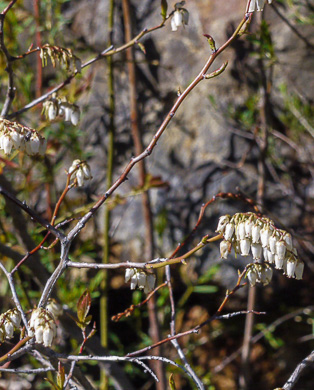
[76,168,84,187]
[29,308,41,329]
[264,266,273,284]
[260,226,271,248]
[216,215,229,234]
[251,243,262,260]
[64,106,72,122]
[220,240,229,259]
[275,254,284,270]
[286,258,296,278]
[238,222,246,240]
[71,107,80,126]
[245,220,253,238]
[269,234,278,254]
[125,268,135,283]
[2,134,13,155]
[283,233,293,251]
[46,299,63,319]
[252,224,261,244]
[137,272,146,289]
[295,261,304,280]
[247,267,257,287]
[35,325,44,344]
[8,309,21,328]
[173,10,183,28]
[146,274,156,293]
[276,241,286,261]
[0,328,4,342]
[30,135,40,155]
[11,130,22,149]
[82,163,92,180]
[258,265,272,285]
[69,159,80,174]
[224,223,235,241]
[48,104,57,121]
[130,274,138,290]
[4,320,14,339]
[240,239,250,256]
[264,248,274,264]
[43,326,54,347]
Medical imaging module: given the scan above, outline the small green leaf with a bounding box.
[169,373,177,390]
[77,289,91,323]
[161,0,168,20]
[57,362,65,388]
[137,42,146,54]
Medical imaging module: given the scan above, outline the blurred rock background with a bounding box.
[0,0,313,389]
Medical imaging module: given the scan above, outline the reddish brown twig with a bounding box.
[111,282,167,322]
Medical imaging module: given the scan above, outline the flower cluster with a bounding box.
[0,118,47,156]
[28,308,57,347]
[42,94,80,126]
[248,0,272,12]
[68,159,93,187]
[171,1,189,31]
[246,263,273,286]
[216,212,304,281]
[0,308,21,342]
[40,44,81,73]
[125,268,156,294]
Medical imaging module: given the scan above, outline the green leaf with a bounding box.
[57,362,65,388]
[77,289,91,323]
[161,0,168,20]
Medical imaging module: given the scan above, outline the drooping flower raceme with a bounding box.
[28,308,57,347]
[42,94,80,126]
[125,268,156,294]
[40,44,81,73]
[0,118,47,157]
[68,159,93,187]
[0,308,21,342]
[248,0,272,12]
[216,212,304,284]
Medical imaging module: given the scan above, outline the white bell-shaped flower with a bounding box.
[275,254,284,270]
[125,268,135,283]
[240,239,250,256]
[251,243,262,260]
[220,240,229,259]
[216,215,229,234]
[238,222,246,240]
[2,134,13,155]
[245,220,253,238]
[252,224,261,244]
[286,258,296,278]
[43,326,54,347]
[276,241,286,261]
[4,319,14,339]
[247,267,257,287]
[224,223,235,241]
[295,261,304,280]
[35,325,44,344]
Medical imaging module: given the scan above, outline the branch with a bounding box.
[282,350,314,390]
[0,0,18,116]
